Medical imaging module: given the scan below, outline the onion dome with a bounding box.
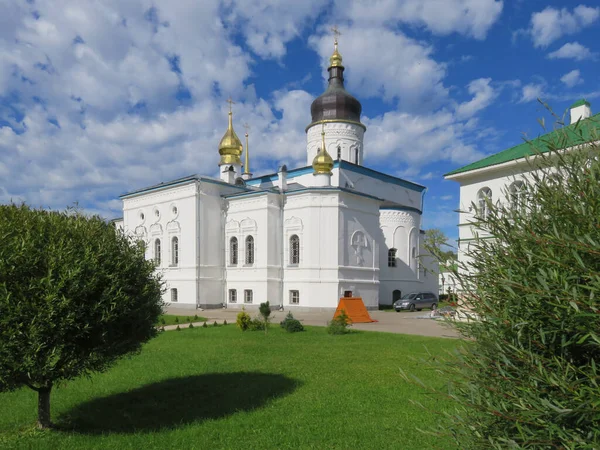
[312,127,334,175]
[308,40,363,129]
[218,110,243,166]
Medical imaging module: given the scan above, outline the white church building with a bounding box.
[113,40,438,310]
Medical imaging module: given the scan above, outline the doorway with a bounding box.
[392,290,402,303]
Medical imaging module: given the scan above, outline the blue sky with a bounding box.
[1,1,599,248]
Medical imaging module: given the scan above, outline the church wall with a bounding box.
[282,191,340,309]
[122,182,199,309]
[224,192,283,309]
[337,192,381,309]
[340,168,423,211]
[379,208,429,305]
[306,122,365,166]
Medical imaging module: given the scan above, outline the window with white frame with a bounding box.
[509,181,526,211]
[289,234,300,265]
[289,290,299,304]
[337,146,341,160]
[230,237,238,265]
[388,248,397,267]
[245,236,254,265]
[477,187,492,219]
[229,289,237,303]
[244,289,253,304]
[171,288,178,303]
[154,238,161,265]
[171,236,179,266]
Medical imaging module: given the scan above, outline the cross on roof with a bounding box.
[243,123,250,136]
[226,97,235,112]
[331,25,341,44]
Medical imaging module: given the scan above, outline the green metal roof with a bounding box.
[570,99,590,109]
[445,112,600,177]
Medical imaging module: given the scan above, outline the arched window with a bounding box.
[337,146,341,160]
[154,239,161,265]
[230,237,238,265]
[412,247,416,259]
[171,237,179,266]
[509,181,526,210]
[388,248,397,267]
[245,236,254,265]
[477,187,492,219]
[290,235,300,265]
[355,147,359,164]
[171,288,178,303]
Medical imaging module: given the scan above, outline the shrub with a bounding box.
[186,316,192,323]
[213,321,218,327]
[160,318,166,325]
[175,325,181,332]
[236,311,251,331]
[188,323,193,329]
[422,124,600,448]
[248,318,265,331]
[202,321,208,328]
[174,317,179,324]
[194,314,199,320]
[280,312,304,333]
[223,320,228,326]
[259,301,272,334]
[327,310,350,335]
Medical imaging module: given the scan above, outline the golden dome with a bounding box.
[313,128,334,175]
[218,111,243,166]
[329,41,343,68]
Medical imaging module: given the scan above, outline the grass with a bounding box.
[0,326,460,449]
[157,314,207,326]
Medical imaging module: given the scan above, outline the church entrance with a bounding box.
[343,290,353,298]
[392,290,402,303]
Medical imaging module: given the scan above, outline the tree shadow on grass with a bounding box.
[56,372,300,434]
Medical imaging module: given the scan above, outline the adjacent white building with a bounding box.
[114,40,438,310]
[445,99,599,273]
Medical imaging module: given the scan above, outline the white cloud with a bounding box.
[310,26,448,112]
[224,0,329,59]
[547,42,596,61]
[560,69,583,88]
[336,0,503,39]
[530,5,600,47]
[455,78,497,119]
[520,83,545,103]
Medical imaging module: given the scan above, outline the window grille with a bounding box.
[245,236,254,264]
[154,239,161,265]
[388,248,397,267]
[290,235,300,265]
[230,237,238,265]
[171,236,179,266]
[290,290,300,304]
[171,288,178,303]
[244,289,253,304]
[229,289,237,303]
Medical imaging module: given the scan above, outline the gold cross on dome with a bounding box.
[226,97,235,112]
[331,25,341,44]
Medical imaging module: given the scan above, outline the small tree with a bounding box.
[423,228,456,262]
[422,117,600,447]
[0,204,163,429]
[259,301,272,334]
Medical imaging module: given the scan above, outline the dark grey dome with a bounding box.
[309,65,362,127]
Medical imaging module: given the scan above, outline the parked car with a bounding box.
[394,292,438,312]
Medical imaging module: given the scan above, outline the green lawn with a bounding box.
[0,326,460,449]
[158,314,208,326]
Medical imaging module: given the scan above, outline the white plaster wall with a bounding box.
[378,208,430,305]
[337,193,381,308]
[224,192,283,309]
[306,122,364,166]
[282,191,341,309]
[122,181,198,309]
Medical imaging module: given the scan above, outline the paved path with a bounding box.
[164,307,460,339]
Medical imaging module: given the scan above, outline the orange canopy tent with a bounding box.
[334,297,377,323]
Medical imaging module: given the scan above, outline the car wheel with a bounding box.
[431,303,437,310]
[409,304,415,312]
[417,309,422,311]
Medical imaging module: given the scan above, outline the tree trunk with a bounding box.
[37,384,53,429]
